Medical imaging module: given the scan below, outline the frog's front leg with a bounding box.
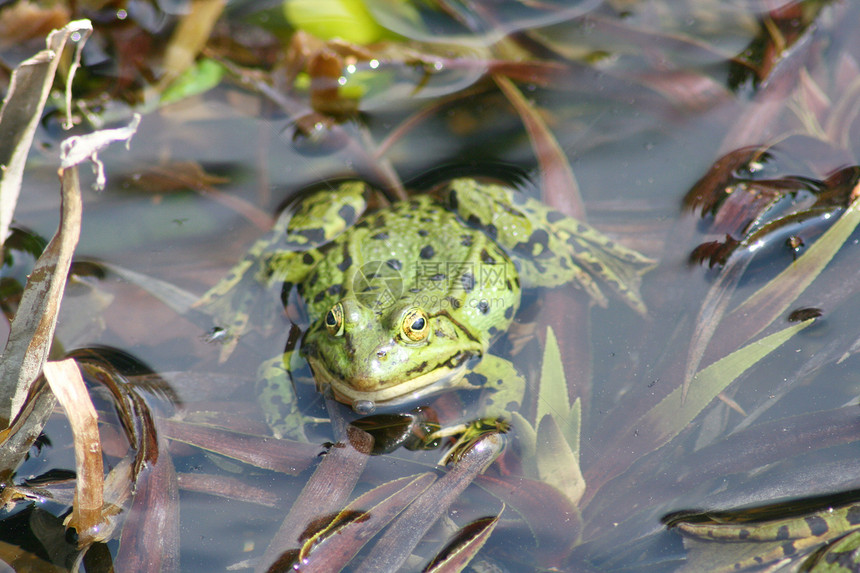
[445,178,656,315]
[257,351,326,441]
[192,182,370,351]
[434,354,526,463]
[466,353,527,420]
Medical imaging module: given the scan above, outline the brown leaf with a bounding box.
[115,434,180,573]
[256,425,373,572]
[423,513,502,573]
[158,419,318,475]
[0,158,82,429]
[43,359,105,547]
[494,74,584,219]
[354,432,504,573]
[297,473,436,572]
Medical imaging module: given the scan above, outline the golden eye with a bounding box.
[402,308,429,341]
[324,303,344,336]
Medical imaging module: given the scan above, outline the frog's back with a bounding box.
[300,196,521,347]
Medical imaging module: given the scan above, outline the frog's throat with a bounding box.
[307,355,470,409]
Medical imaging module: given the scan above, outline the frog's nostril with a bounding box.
[376,349,387,358]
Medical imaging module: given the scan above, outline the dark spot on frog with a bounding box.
[559,257,570,269]
[460,234,473,247]
[420,245,435,259]
[293,227,325,245]
[409,200,421,210]
[338,203,357,225]
[338,244,353,272]
[504,306,514,319]
[314,290,327,303]
[354,219,369,228]
[405,361,429,376]
[327,284,343,296]
[480,249,496,264]
[477,300,490,314]
[371,232,389,240]
[447,191,458,211]
[546,210,565,224]
[419,217,433,223]
[485,224,498,241]
[434,329,446,338]
[460,272,475,292]
[429,273,446,281]
[302,252,316,265]
[804,516,829,536]
[465,372,488,388]
[487,326,499,336]
[408,287,421,293]
[515,229,551,258]
[386,259,402,271]
[417,229,429,237]
[845,506,860,524]
[505,279,513,291]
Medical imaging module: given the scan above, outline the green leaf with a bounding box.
[510,411,538,479]
[642,319,814,451]
[284,0,386,44]
[536,414,585,506]
[536,326,571,422]
[728,195,860,343]
[161,58,225,105]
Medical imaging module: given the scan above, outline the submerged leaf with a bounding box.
[536,326,571,424]
[115,434,180,573]
[494,74,584,219]
[536,414,585,507]
[648,319,814,453]
[423,512,503,573]
[354,432,504,573]
[726,194,860,342]
[256,425,373,572]
[297,473,436,571]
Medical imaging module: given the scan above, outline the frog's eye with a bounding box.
[402,308,429,341]
[324,303,344,336]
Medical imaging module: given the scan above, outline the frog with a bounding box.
[196,178,655,446]
[665,497,860,571]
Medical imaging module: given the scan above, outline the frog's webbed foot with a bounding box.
[445,178,656,315]
[434,418,510,465]
[426,354,523,464]
[257,352,326,441]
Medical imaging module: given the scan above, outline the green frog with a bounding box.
[666,497,860,571]
[197,178,654,443]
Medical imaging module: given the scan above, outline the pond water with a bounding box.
[4,1,860,571]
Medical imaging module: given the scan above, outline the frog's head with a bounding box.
[301,297,482,414]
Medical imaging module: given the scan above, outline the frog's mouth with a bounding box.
[307,354,471,413]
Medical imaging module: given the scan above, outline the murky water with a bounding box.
[4,1,860,571]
